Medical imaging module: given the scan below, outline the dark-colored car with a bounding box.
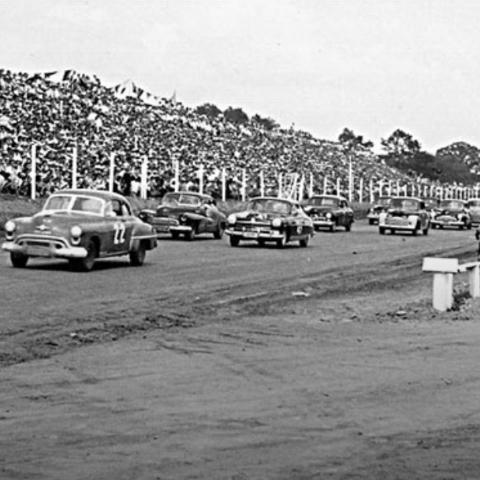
[378,197,430,235]
[138,191,226,240]
[430,199,472,230]
[1,189,157,271]
[303,195,354,232]
[225,197,314,248]
[367,196,392,225]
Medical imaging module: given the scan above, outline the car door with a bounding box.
[108,199,135,254]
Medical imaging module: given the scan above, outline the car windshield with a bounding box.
[247,199,291,214]
[43,195,72,211]
[43,194,104,215]
[163,193,201,206]
[390,198,420,210]
[377,197,391,205]
[308,197,339,207]
[468,200,480,207]
[440,200,463,210]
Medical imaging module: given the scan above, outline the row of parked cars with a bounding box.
[2,189,479,271]
[367,196,480,235]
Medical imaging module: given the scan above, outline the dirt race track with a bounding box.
[2,221,480,480]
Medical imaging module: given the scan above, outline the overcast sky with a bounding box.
[1,0,479,152]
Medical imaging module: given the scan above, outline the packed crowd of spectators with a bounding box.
[0,68,413,200]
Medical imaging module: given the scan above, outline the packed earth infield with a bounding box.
[2,219,480,480]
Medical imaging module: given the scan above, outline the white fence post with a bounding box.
[336,177,341,195]
[323,176,328,194]
[198,164,204,194]
[140,157,148,199]
[359,177,363,203]
[369,179,374,203]
[242,169,247,202]
[309,172,313,198]
[260,170,265,197]
[174,159,179,192]
[72,145,77,189]
[278,172,283,198]
[109,152,115,193]
[221,167,226,201]
[30,144,37,200]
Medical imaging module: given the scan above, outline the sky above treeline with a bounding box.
[1,0,479,152]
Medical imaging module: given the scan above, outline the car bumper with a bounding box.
[169,225,193,233]
[312,220,335,228]
[2,241,88,258]
[380,222,417,231]
[225,229,284,240]
[431,219,464,228]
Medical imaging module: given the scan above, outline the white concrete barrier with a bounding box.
[422,257,480,311]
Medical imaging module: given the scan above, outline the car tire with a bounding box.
[185,229,196,241]
[10,252,28,268]
[391,229,396,235]
[329,222,336,233]
[213,224,224,239]
[257,239,266,247]
[423,226,429,235]
[468,223,473,230]
[171,232,180,240]
[130,243,146,266]
[345,220,352,232]
[299,236,309,247]
[379,227,385,235]
[70,239,97,272]
[276,231,288,248]
[368,219,375,225]
[229,236,240,247]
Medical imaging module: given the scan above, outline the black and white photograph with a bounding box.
[2,0,480,478]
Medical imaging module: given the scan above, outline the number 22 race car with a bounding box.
[2,189,157,271]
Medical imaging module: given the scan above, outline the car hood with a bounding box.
[156,205,203,217]
[437,208,464,216]
[388,209,420,217]
[234,210,288,222]
[304,205,336,214]
[14,211,104,234]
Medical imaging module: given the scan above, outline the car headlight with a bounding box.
[5,220,15,233]
[272,218,283,228]
[326,212,332,219]
[70,225,82,238]
[227,214,237,224]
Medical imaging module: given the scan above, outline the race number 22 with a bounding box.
[113,222,126,244]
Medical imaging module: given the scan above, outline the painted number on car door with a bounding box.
[113,222,126,244]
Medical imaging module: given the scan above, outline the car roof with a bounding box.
[391,196,423,201]
[309,194,348,202]
[250,196,296,204]
[165,191,212,200]
[53,189,128,203]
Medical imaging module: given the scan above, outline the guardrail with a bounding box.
[422,257,480,311]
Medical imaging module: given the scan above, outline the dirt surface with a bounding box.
[1,221,480,479]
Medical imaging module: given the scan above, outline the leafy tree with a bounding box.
[381,129,421,156]
[252,114,279,131]
[223,106,249,125]
[194,103,222,119]
[338,127,373,149]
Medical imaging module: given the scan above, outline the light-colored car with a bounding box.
[378,197,430,235]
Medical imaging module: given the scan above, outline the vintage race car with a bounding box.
[466,198,480,226]
[430,199,472,230]
[138,191,226,240]
[303,194,354,232]
[225,197,314,248]
[1,189,157,271]
[378,197,430,235]
[367,196,392,225]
